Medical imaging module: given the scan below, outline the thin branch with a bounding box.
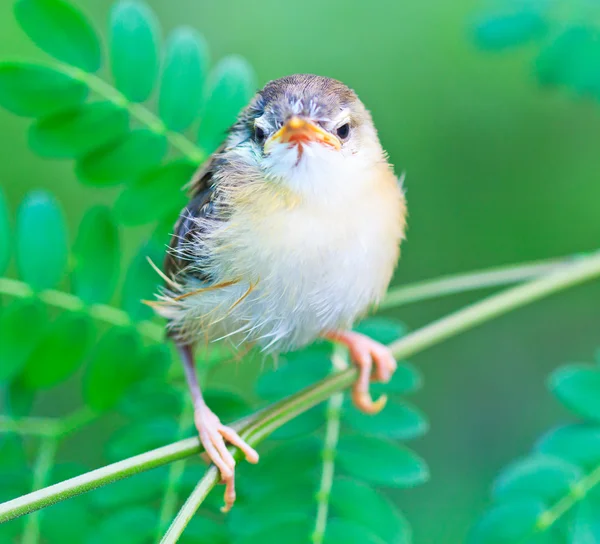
[380,255,575,310]
[21,437,58,544]
[0,416,61,437]
[0,277,164,343]
[54,63,205,164]
[2,249,600,526]
[312,347,348,544]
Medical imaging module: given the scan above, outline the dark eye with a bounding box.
[336,122,350,140]
[254,125,266,144]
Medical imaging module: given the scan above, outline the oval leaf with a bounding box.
[0,188,10,275]
[110,0,160,103]
[15,0,102,72]
[474,12,547,51]
[372,362,423,397]
[114,160,195,225]
[0,62,87,117]
[536,424,600,469]
[469,499,546,544]
[548,364,600,421]
[22,313,93,389]
[121,239,165,321]
[271,404,325,440]
[354,317,406,345]
[17,190,68,290]
[159,27,209,131]
[198,55,256,153]
[343,398,429,440]
[76,129,167,185]
[83,327,142,411]
[492,454,583,503]
[29,101,129,159]
[0,300,46,382]
[337,435,429,488]
[330,478,411,544]
[73,206,120,304]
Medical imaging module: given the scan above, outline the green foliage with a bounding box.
[471,353,600,543]
[473,1,600,100]
[0,0,257,231]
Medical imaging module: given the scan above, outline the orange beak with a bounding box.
[264,116,341,154]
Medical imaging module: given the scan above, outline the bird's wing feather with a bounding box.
[164,145,227,282]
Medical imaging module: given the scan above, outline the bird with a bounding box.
[151,74,407,512]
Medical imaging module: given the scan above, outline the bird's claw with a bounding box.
[194,406,259,512]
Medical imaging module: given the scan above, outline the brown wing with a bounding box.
[163,145,227,282]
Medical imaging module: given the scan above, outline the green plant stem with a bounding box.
[155,401,193,540]
[536,463,600,532]
[312,347,348,544]
[54,63,205,164]
[20,437,58,544]
[2,250,600,526]
[0,277,163,343]
[380,255,574,310]
[0,416,60,437]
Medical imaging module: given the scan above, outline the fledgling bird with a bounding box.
[152,74,407,511]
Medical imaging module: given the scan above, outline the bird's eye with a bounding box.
[254,125,266,144]
[336,122,350,140]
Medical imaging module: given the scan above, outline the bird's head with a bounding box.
[227,74,386,200]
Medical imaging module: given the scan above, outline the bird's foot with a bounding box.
[194,405,259,512]
[324,330,397,414]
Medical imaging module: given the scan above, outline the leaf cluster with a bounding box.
[471,352,600,543]
[0,0,256,234]
[473,0,600,100]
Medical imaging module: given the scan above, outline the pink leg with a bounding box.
[323,331,397,414]
[177,344,259,512]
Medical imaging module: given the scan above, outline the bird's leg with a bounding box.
[176,343,259,512]
[323,331,397,414]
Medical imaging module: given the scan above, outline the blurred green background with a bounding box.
[1,0,600,542]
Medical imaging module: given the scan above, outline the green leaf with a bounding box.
[233,521,313,544]
[536,424,600,469]
[121,239,165,321]
[469,499,546,544]
[0,62,87,117]
[548,364,600,421]
[198,55,256,153]
[29,101,129,159]
[110,0,160,103]
[22,312,93,389]
[536,26,600,99]
[492,454,583,503]
[120,384,182,419]
[474,12,547,51]
[228,483,314,536]
[237,437,321,496]
[72,206,120,304]
[270,404,325,439]
[160,28,210,131]
[0,188,10,275]
[40,498,92,543]
[16,190,68,290]
[566,501,600,543]
[354,317,407,344]
[6,379,36,416]
[204,389,252,423]
[330,478,411,544]
[372,362,423,397]
[114,160,195,225]
[0,301,46,382]
[83,327,142,411]
[107,418,178,461]
[15,0,102,72]
[324,519,387,544]
[76,129,167,186]
[337,436,429,488]
[88,508,157,544]
[256,343,332,400]
[89,466,168,508]
[343,398,428,440]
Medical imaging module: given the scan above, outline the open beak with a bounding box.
[264,116,341,154]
